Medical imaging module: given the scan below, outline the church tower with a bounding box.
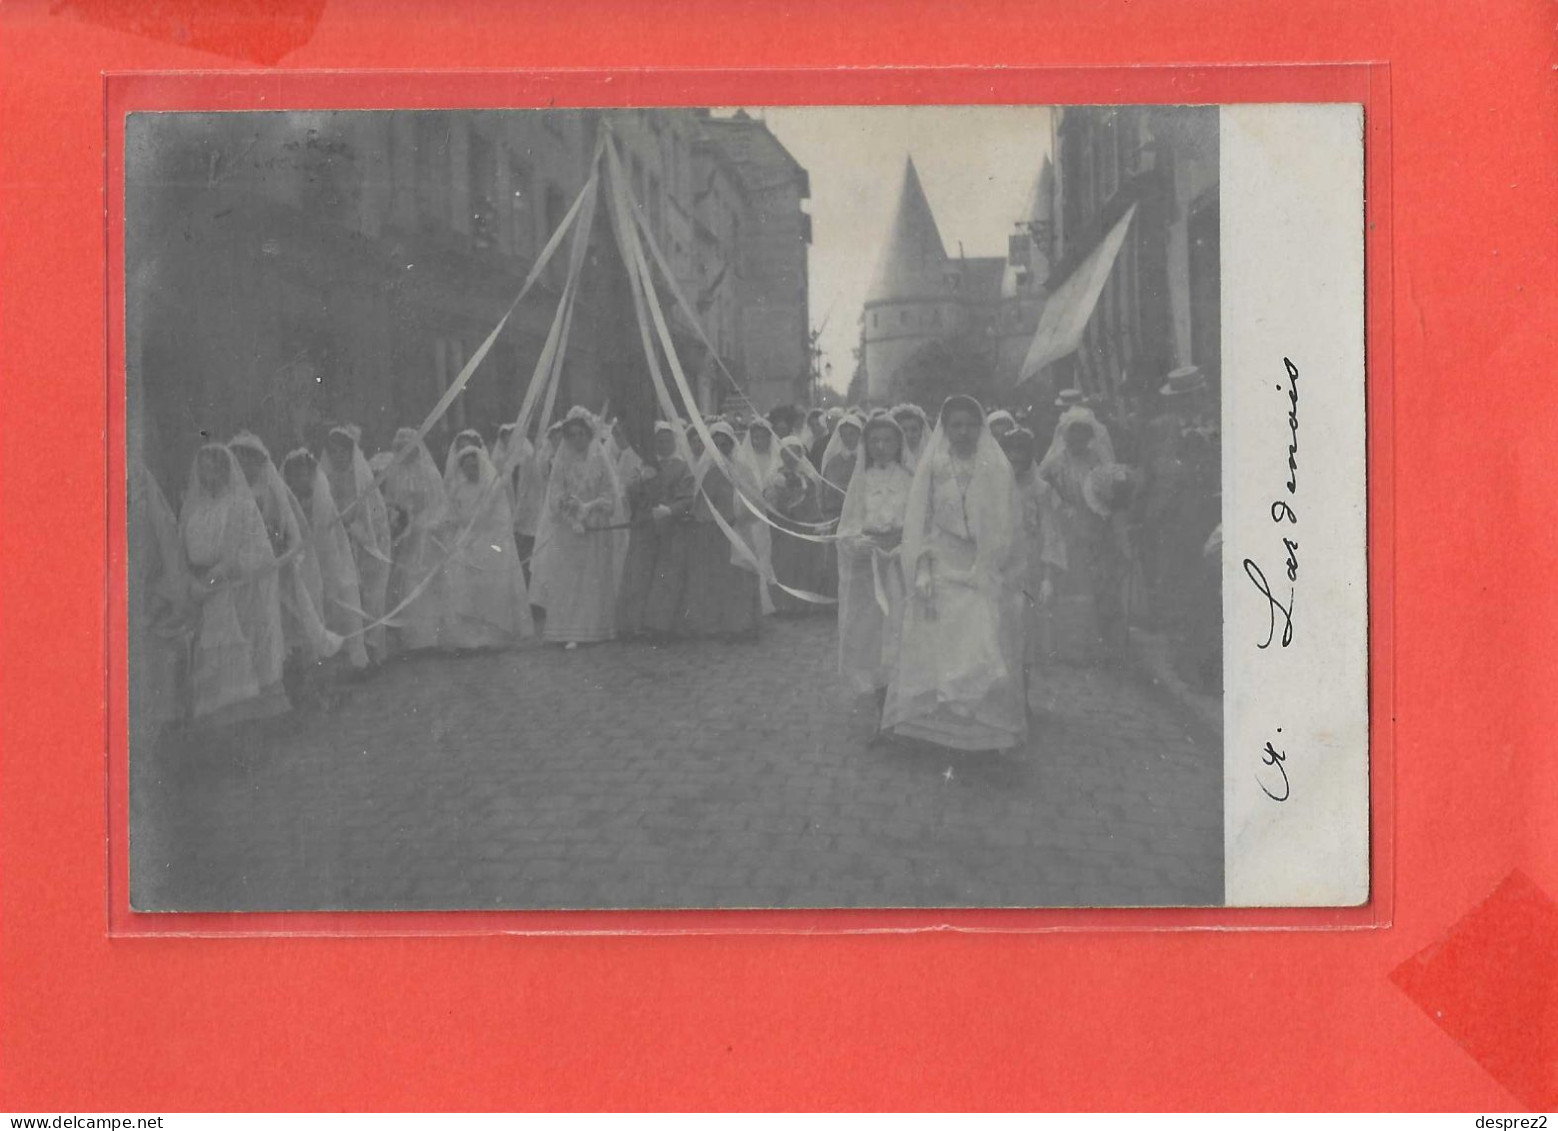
[861,157,957,403]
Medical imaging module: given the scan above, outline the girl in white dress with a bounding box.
[733,417,780,617]
[179,444,289,724]
[819,411,865,501]
[322,425,392,664]
[282,448,369,671]
[836,415,914,718]
[882,395,1027,752]
[380,428,449,654]
[129,459,189,728]
[228,432,341,673]
[439,442,533,650]
[534,406,625,646]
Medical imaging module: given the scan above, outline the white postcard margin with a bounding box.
[1222,103,1370,907]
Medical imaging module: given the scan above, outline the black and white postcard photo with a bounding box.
[124,102,1367,913]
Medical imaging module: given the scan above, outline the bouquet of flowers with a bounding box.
[558,494,587,534]
[581,496,616,530]
[560,493,617,533]
[862,481,906,549]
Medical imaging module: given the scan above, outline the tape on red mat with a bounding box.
[1390,870,1558,1110]
[54,0,326,65]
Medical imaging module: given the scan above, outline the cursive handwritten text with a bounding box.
[1242,357,1300,649]
[1258,729,1291,802]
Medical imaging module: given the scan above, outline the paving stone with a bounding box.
[133,617,1223,912]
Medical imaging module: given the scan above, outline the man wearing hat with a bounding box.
[1142,364,1221,689]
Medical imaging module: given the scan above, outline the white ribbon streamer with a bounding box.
[604,134,836,606]
[330,148,604,640]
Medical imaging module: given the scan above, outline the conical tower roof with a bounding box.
[866,157,948,304]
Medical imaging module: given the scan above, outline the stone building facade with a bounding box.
[126,108,810,492]
[1039,105,1220,409]
[696,110,813,415]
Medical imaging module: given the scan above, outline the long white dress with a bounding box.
[527,434,564,607]
[439,445,533,650]
[323,427,393,663]
[230,434,341,668]
[179,444,289,724]
[282,450,370,670]
[882,403,1027,751]
[836,444,913,695]
[733,426,780,616]
[382,429,449,653]
[129,460,190,728]
[492,427,535,537]
[535,426,624,644]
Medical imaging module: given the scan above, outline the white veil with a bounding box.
[1039,405,1117,469]
[228,431,341,661]
[712,420,773,608]
[181,443,272,575]
[819,411,866,484]
[442,440,535,638]
[532,406,628,597]
[324,425,393,567]
[179,443,286,715]
[898,395,1021,598]
[774,435,823,487]
[386,427,448,533]
[883,397,1024,730]
[986,408,1018,434]
[735,417,782,488]
[837,416,911,539]
[283,446,369,668]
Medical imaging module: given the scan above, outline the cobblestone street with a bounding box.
[131,616,1223,912]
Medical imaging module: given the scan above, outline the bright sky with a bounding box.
[743,105,1054,393]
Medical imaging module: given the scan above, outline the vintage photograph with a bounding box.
[125,104,1233,912]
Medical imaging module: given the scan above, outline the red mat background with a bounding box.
[2,0,1554,1111]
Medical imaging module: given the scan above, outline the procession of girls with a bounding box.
[131,393,1135,753]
